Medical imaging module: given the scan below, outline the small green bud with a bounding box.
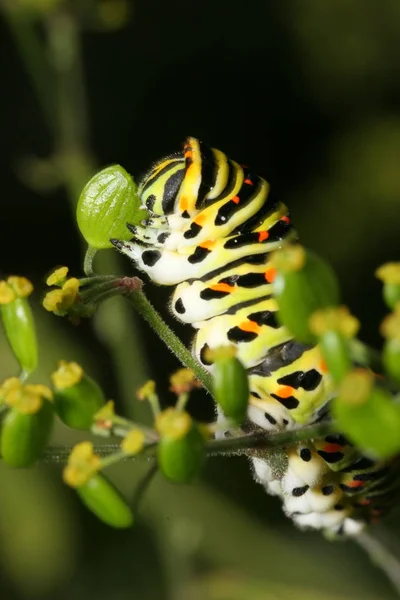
[77,165,147,250]
[76,474,134,528]
[383,338,400,385]
[376,263,400,310]
[272,245,340,344]
[333,370,400,459]
[0,277,38,375]
[210,348,250,424]
[309,307,359,384]
[51,361,106,429]
[157,413,206,484]
[1,400,54,467]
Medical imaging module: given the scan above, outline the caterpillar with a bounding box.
[112,137,399,537]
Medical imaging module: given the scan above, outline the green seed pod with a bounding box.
[309,307,359,385]
[383,338,400,385]
[383,284,400,311]
[77,165,147,250]
[212,353,250,424]
[375,263,400,310]
[333,370,400,459]
[0,278,38,375]
[158,423,206,484]
[318,331,351,385]
[52,361,105,429]
[273,245,340,344]
[77,474,134,528]
[1,401,54,467]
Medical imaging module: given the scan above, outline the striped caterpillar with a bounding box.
[112,137,398,536]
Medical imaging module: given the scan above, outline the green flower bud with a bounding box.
[77,474,134,528]
[333,370,400,459]
[77,165,147,250]
[0,277,38,375]
[51,361,105,429]
[272,245,340,344]
[1,400,54,467]
[157,412,206,483]
[210,347,249,424]
[383,338,400,385]
[376,263,400,310]
[309,307,360,384]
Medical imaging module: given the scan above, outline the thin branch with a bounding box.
[126,290,214,395]
[356,530,400,597]
[41,422,335,464]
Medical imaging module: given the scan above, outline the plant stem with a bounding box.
[42,421,334,464]
[206,422,334,456]
[356,529,400,597]
[83,246,97,276]
[126,290,214,395]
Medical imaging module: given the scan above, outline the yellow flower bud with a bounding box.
[51,360,84,389]
[169,368,200,395]
[121,428,145,455]
[46,267,69,287]
[63,441,101,488]
[309,306,360,338]
[0,281,16,304]
[7,276,33,298]
[155,408,192,440]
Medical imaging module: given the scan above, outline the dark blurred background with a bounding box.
[1,0,400,598]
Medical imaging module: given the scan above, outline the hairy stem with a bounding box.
[83,246,98,276]
[356,530,400,597]
[42,421,334,464]
[126,290,214,395]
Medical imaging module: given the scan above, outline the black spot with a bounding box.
[271,393,299,410]
[322,485,335,496]
[200,344,212,365]
[317,450,344,463]
[184,222,202,239]
[235,273,267,288]
[181,210,190,218]
[146,194,156,210]
[200,288,231,300]
[174,298,185,314]
[334,504,345,511]
[227,326,258,343]
[248,310,279,328]
[292,485,309,497]
[251,391,261,399]
[142,250,161,267]
[277,369,322,391]
[283,419,289,425]
[157,232,170,244]
[300,448,312,462]
[264,412,277,425]
[188,246,211,264]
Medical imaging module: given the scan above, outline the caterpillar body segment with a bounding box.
[112,137,399,536]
